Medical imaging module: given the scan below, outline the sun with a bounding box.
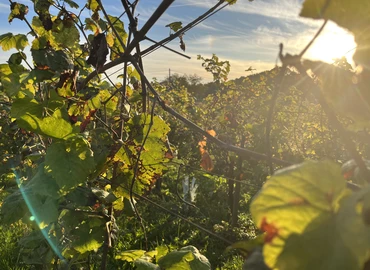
[305,22,357,65]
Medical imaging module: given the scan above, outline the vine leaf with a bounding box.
[166,21,183,32]
[63,0,79,9]
[158,246,211,270]
[135,260,160,270]
[276,188,370,270]
[33,0,53,30]
[114,114,171,195]
[44,137,95,192]
[250,161,347,268]
[71,218,105,253]
[107,15,127,61]
[0,187,29,224]
[116,250,146,261]
[8,2,29,23]
[87,0,100,12]
[91,187,118,204]
[8,52,26,65]
[11,96,74,139]
[226,0,238,4]
[0,33,28,51]
[53,18,80,49]
[32,48,73,72]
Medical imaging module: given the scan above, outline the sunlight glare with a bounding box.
[305,22,357,65]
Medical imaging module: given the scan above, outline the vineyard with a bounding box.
[1,0,370,269]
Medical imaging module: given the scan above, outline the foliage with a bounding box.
[1,0,370,269]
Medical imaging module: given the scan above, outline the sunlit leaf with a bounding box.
[72,218,105,253]
[276,188,370,270]
[87,0,100,12]
[11,96,74,139]
[251,161,347,268]
[0,33,28,51]
[8,2,29,23]
[63,0,79,9]
[166,21,183,32]
[107,15,127,61]
[116,250,146,261]
[158,246,211,270]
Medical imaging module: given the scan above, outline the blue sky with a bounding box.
[0,0,356,82]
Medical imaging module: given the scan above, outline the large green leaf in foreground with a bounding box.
[275,187,370,270]
[251,161,347,269]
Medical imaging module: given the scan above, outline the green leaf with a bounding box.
[84,18,100,33]
[165,21,183,32]
[114,114,170,194]
[8,52,26,65]
[107,15,127,61]
[87,0,100,12]
[45,137,95,192]
[8,2,29,23]
[115,250,146,262]
[135,259,160,270]
[156,245,169,261]
[89,128,114,178]
[53,21,80,49]
[251,161,347,268]
[28,165,60,199]
[11,96,74,139]
[0,188,28,224]
[91,187,118,204]
[0,63,12,75]
[72,218,105,253]
[158,246,211,270]
[27,69,54,82]
[0,33,28,51]
[63,0,79,9]
[65,186,97,207]
[1,72,22,96]
[32,49,73,72]
[275,188,370,270]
